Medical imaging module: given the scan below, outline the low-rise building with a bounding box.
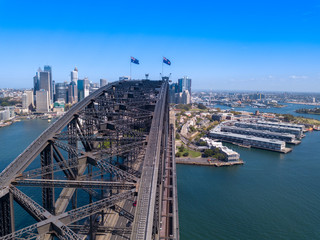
[201,137,240,162]
[209,131,286,152]
[235,122,303,139]
[221,125,297,143]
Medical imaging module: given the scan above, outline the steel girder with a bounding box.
[40,144,55,214]
[12,179,136,190]
[0,193,14,237]
[1,187,133,240]
[0,80,167,240]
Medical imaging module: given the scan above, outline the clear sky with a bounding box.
[0,0,319,92]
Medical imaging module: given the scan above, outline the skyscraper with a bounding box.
[178,76,192,95]
[33,68,42,96]
[22,90,34,110]
[55,82,68,102]
[68,81,78,104]
[43,65,53,103]
[39,71,51,96]
[100,79,107,87]
[78,78,90,101]
[169,83,178,103]
[67,67,79,104]
[36,90,50,112]
[71,67,78,84]
[182,90,191,104]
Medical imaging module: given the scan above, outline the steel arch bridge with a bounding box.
[0,80,179,240]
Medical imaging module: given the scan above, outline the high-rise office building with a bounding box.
[169,83,178,103]
[71,67,78,84]
[55,82,68,102]
[22,90,34,110]
[36,90,50,112]
[33,67,42,97]
[89,82,99,94]
[78,78,90,101]
[68,81,78,104]
[178,76,192,95]
[43,65,53,103]
[100,79,107,87]
[182,90,191,104]
[39,71,51,97]
[169,76,192,104]
[52,80,55,99]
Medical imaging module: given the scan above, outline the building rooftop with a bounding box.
[222,125,295,138]
[210,131,285,144]
[257,120,304,128]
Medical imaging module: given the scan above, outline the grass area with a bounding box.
[294,117,320,125]
[188,149,202,158]
[189,108,207,112]
[176,143,202,158]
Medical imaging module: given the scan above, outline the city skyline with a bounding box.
[0,1,320,92]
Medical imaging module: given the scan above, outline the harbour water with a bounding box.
[177,103,320,239]
[216,102,320,121]
[0,105,320,239]
[177,131,320,239]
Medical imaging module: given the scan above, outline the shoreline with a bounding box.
[287,102,320,106]
[176,157,244,167]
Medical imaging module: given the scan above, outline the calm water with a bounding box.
[216,102,320,121]
[178,103,320,239]
[0,119,55,228]
[1,108,320,239]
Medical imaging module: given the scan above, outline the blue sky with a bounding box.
[0,0,320,91]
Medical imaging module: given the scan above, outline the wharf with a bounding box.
[289,140,301,145]
[176,158,244,167]
[212,138,292,154]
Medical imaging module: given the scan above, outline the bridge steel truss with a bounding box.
[0,79,179,240]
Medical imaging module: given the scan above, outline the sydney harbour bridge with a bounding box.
[0,79,179,240]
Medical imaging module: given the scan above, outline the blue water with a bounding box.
[216,103,320,121]
[177,104,320,239]
[1,108,320,239]
[178,131,320,239]
[0,119,122,229]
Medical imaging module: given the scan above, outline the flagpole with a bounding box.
[162,60,164,77]
[130,60,132,80]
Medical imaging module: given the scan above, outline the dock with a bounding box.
[176,158,244,167]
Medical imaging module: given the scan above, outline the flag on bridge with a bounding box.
[131,57,139,64]
[163,57,171,65]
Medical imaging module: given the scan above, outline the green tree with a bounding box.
[183,152,189,157]
[198,141,207,146]
[175,152,181,157]
[203,149,214,157]
[215,153,226,161]
[179,145,185,152]
[283,114,295,122]
[198,103,207,110]
[175,133,180,140]
[189,126,196,132]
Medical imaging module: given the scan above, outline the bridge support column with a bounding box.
[68,119,78,175]
[41,144,55,214]
[0,192,15,236]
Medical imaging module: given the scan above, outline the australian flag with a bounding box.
[131,57,139,64]
[163,57,171,65]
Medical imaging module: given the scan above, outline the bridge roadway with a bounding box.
[0,79,179,240]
